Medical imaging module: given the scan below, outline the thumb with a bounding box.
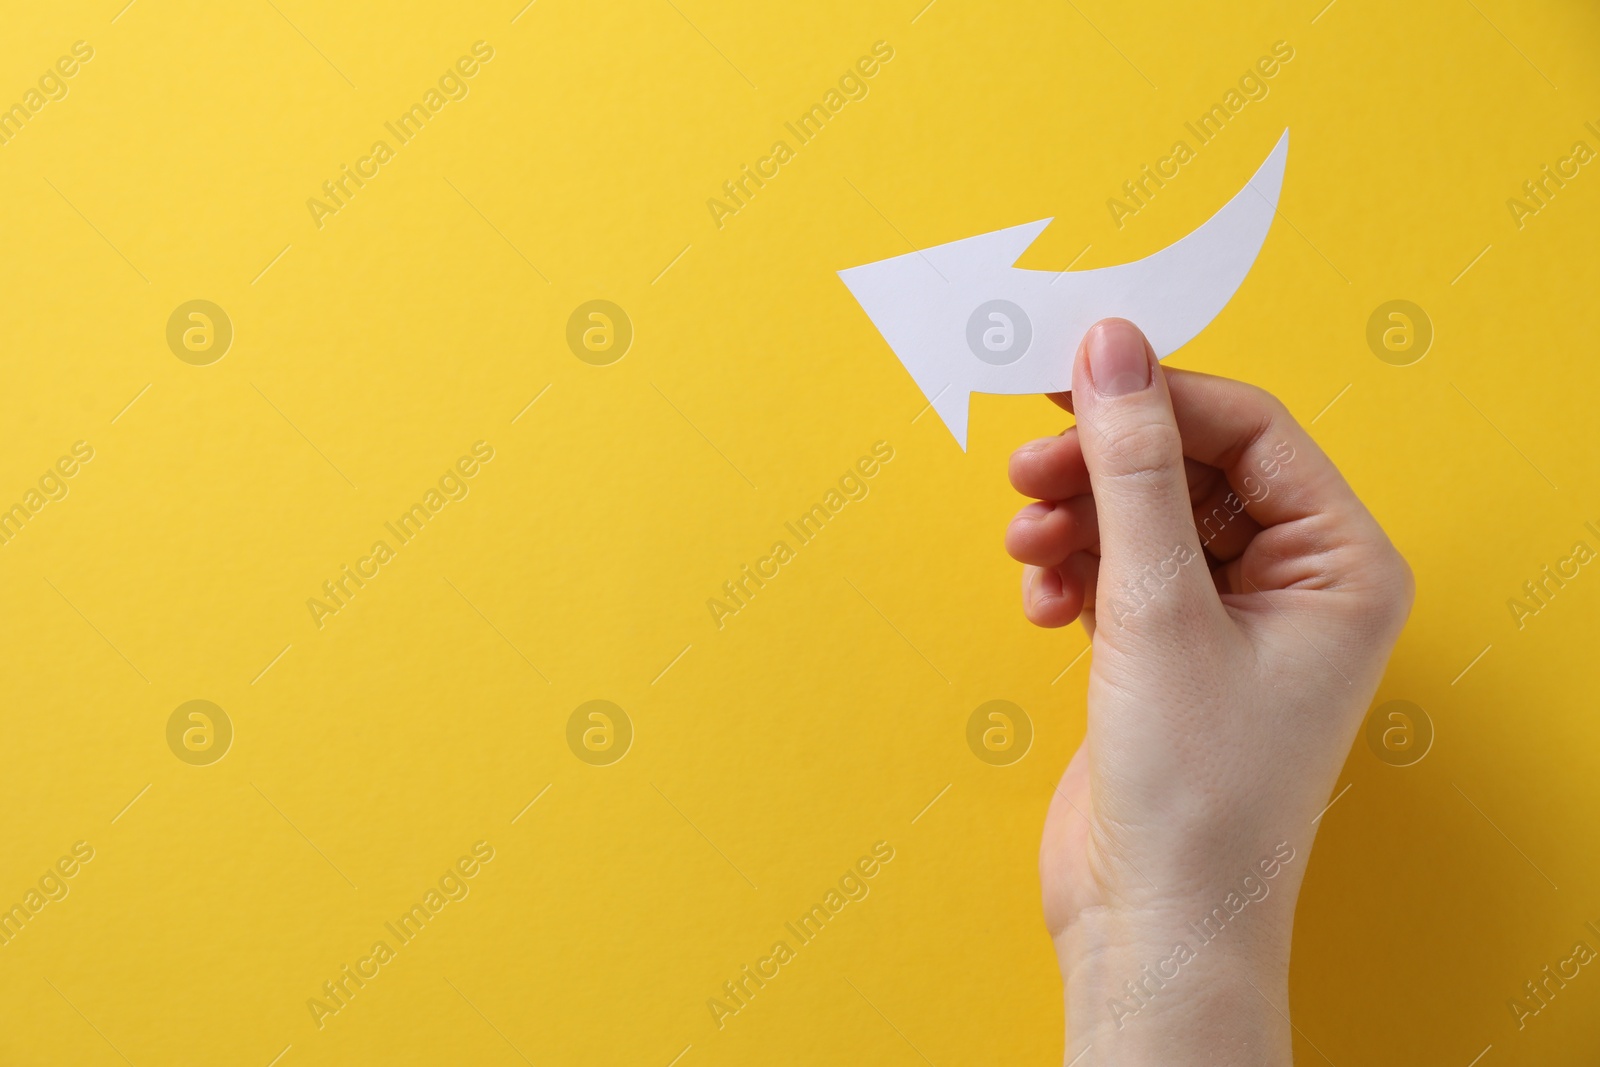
[1070,319,1214,632]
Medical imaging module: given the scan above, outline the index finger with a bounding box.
[1163,368,1368,533]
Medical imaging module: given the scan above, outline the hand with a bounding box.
[1005,319,1413,1064]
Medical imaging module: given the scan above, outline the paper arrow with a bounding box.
[838,129,1290,449]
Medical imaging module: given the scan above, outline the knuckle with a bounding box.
[1252,383,1291,419]
[1343,542,1415,636]
[1246,392,1288,440]
[1097,417,1184,483]
[1236,381,1289,422]
[1386,549,1417,616]
[1232,385,1297,448]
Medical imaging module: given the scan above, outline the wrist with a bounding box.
[1056,901,1296,1066]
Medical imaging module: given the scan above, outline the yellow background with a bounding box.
[1,0,1597,1063]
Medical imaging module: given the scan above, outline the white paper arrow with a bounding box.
[838,129,1290,449]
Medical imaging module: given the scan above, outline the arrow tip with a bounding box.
[923,385,970,451]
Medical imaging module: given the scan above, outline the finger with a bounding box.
[1074,553,1099,635]
[1069,319,1218,629]
[1021,553,1098,628]
[1217,554,1253,598]
[1161,369,1401,593]
[1047,391,1074,414]
[1164,369,1369,531]
[1022,564,1078,628]
[1010,430,1089,502]
[1012,427,1216,505]
[1006,495,1099,566]
[1190,476,1264,563]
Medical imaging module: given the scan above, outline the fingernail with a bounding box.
[1018,439,1053,454]
[1087,320,1151,397]
[1037,567,1063,600]
[1029,566,1062,603]
[1011,502,1051,528]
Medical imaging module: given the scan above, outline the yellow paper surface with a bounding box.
[0,0,1596,1063]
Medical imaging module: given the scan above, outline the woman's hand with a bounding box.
[1005,319,1413,1064]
